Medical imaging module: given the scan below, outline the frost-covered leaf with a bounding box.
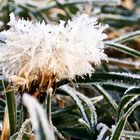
[76,72,140,86]
[113,30,140,43]
[117,86,140,120]
[75,90,97,128]
[124,86,140,95]
[23,94,55,140]
[105,42,140,57]
[111,101,140,140]
[39,0,120,12]
[117,95,137,121]
[59,85,90,125]
[78,118,93,136]
[106,57,140,69]
[16,119,32,140]
[52,95,102,121]
[93,84,118,111]
[59,84,98,137]
[96,123,109,140]
[123,130,140,139]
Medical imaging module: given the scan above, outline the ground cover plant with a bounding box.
[0,0,140,140]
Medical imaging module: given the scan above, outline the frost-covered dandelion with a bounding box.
[0,13,107,100]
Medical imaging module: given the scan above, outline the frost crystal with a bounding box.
[0,13,107,86]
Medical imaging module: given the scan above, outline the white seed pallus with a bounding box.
[0,13,107,85]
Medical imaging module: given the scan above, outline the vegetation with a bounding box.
[0,0,140,140]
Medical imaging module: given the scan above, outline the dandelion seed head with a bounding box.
[0,13,107,87]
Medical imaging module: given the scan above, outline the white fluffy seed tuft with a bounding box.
[0,13,107,84]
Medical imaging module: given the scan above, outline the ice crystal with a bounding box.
[0,13,107,87]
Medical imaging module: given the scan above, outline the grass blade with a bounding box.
[105,42,140,57]
[111,101,140,140]
[59,85,90,126]
[52,95,103,118]
[16,119,32,140]
[5,91,17,135]
[76,72,140,86]
[93,84,118,111]
[104,57,140,69]
[123,130,140,139]
[23,94,55,140]
[75,90,97,128]
[39,0,119,12]
[117,87,140,120]
[45,90,52,124]
[117,96,137,121]
[113,30,140,43]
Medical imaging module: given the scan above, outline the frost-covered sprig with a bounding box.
[0,13,107,88]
